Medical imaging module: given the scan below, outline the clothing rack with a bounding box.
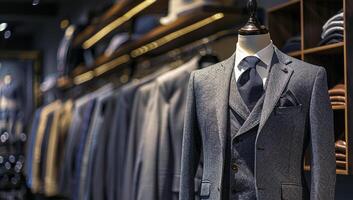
[57,5,243,89]
[61,28,237,100]
[134,29,238,72]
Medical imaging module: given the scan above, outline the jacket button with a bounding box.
[231,163,238,172]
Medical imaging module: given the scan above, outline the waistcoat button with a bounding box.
[231,163,238,172]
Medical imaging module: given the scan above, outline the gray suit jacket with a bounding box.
[114,68,170,200]
[79,85,113,200]
[59,92,96,196]
[92,96,116,200]
[180,47,336,200]
[133,57,201,200]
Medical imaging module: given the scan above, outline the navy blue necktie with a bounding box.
[237,56,264,111]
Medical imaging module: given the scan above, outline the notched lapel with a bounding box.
[235,94,265,138]
[216,52,236,157]
[258,48,294,132]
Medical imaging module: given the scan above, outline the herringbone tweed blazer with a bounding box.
[180,47,336,200]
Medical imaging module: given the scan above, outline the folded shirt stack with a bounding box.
[328,84,345,109]
[335,140,346,169]
[282,35,301,53]
[319,10,344,46]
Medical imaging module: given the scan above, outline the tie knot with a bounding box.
[243,56,261,68]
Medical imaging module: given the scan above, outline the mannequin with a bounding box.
[237,34,271,55]
[237,0,272,55]
[179,0,335,199]
[234,0,273,88]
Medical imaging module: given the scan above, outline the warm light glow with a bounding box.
[82,0,156,49]
[4,75,12,85]
[94,55,130,76]
[73,71,95,85]
[65,25,75,37]
[0,23,7,32]
[60,19,70,29]
[74,12,225,85]
[131,13,224,57]
[32,0,40,6]
[73,54,130,85]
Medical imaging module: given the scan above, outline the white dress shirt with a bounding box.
[234,41,274,88]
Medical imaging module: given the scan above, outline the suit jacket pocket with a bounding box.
[279,90,301,107]
[275,104,302,115]
[281,184,304,200]
[200,180,211,199]
[172,175,201,193]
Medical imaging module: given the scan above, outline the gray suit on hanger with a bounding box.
[92,96,116,200]
[59,93,95,196]
[180,47,335,200]
[112,68,169,200]
[133,57,202,200]
[79,85,113,200]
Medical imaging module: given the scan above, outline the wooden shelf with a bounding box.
[304,165,348,175]
[303,0,343,49]
[73,0,169,49]
[336,169,349,175]
[267,0,301,49]
[268,0,352,175]
[58,5,243,88]
[303,42,344,55]
[332,105,346,110]
[92,5,240,67]
[288,50,302,57]
[268,0,300,13]
[57,76,73,89]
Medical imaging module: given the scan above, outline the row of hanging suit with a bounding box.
[24,53,220,200]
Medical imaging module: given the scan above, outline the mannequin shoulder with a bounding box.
[288,56,326,76]
[191,62,224,82]
[287,56,328,89]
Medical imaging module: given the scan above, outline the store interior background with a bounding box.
[0,0,351,198]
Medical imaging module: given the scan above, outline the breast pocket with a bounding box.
[274,104,303,116]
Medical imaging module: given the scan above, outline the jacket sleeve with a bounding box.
[309,68,336,200]
[180,72,202,200]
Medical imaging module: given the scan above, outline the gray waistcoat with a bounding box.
[223,72,265,200]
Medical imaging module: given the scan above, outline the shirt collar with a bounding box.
[235,40,274,68]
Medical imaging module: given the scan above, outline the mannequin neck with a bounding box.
[237,33,272,55]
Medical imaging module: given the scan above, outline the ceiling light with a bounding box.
[0,23,7,32]
[65,25,75,37]
[32,0,40,6]
[4,30,11,39]
[60,19,70,29]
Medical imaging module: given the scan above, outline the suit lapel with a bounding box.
[215,47,294,157]
[235,94,265,138]
[216,52,235,157]
[258,47,294,132]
